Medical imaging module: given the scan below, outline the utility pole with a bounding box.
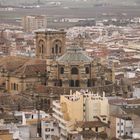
[36,94,42,138]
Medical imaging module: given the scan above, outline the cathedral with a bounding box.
[0,28,133,111]
[35,29,114,92]
[0,28,115,95]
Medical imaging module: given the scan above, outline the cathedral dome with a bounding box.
[57,44,93,64]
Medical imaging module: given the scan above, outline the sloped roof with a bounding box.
[57,44,93,64]
[0,56,29,72]
[76,121,109,128]
[79,130,108,139]
[12,60,46,77]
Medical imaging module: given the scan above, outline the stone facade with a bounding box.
[35,29,66,60]
[47,45,114,89]
[0,57,46,94]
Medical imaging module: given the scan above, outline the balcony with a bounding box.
[53,113,67,124]
[59,123,67,130]
[53,101,61,109]
[60,129,68,137]
[52,108,63,116]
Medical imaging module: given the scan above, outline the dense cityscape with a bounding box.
[0,0,140,140]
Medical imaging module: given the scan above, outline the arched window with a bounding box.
[85,67,90,74]
[38,40,45,54]
[53,40,62,55]
[71,67,79,75]
[55,44,58,54]
[60,67,64,74]
[14,83,16,90]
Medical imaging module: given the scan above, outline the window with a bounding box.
[95,127,98,132]
[59,47,61,53]
[53,40,62,55]
[45,135,49,139]
[87,79,91,87]
[69,80,79,87]
[75,80,79,87]
[85,67,90,74]
[14,83,16,90]
[52,47,54,54]
[59,80,62,87]
[69,80,74,87]
[41,44,44,53]
[55,44,58,54]
[39,40,45,54]
[60,67,64,74]
[45,128,50,132]
[103,118,106,121]
[117,130,119,133]
[51,129,54,131]
[71,67,79,75]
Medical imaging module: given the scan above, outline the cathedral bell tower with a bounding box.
[35,29,66,60]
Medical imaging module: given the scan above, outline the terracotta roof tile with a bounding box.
[0,56,29,72]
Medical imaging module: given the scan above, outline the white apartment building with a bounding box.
[116,116,133,139]
[14,110,48,125]
[22,15,47,32]
[41,118,59,140]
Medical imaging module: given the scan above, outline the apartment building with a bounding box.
[22,15,47,32]
[52,91,109,139]
[109,115,133,139]
[41,118,59,140]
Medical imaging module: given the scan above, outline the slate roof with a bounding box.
[57,44,93,64]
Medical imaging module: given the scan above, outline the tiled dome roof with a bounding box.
[57,44,93,64]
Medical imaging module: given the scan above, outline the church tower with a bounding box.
[35,29,66,60]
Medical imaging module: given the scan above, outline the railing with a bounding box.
[53,113,66,124]
[52,108,63,116]
[52,101,61,109]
